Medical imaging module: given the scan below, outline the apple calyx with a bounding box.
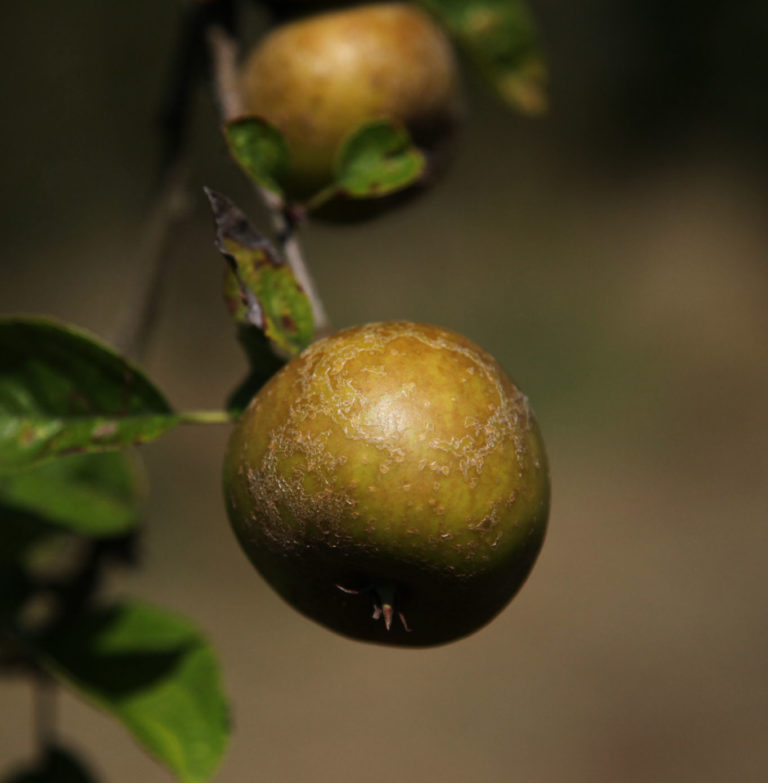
[336,579,411,633]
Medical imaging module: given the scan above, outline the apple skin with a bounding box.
[239,3,461,198]
[224,322,549,647]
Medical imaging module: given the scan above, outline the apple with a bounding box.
[239,3,462,198]
[223,321,549,647]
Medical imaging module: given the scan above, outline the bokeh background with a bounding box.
[2,1,767,781]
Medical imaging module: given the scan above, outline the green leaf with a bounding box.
[418,0,547,114]
[332,121,426,199]
[207,188,314,358]
[0,451,145,538]
[223,117,289,197]
[37,601,229,783]
[3,745,99,783]
[0,318,180,471]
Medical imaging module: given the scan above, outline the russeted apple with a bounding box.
[239,2,462,198]
[223,321,549,647]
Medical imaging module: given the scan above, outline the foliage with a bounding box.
[417,0,547,113]
[0,318,236,782]
[0,319,176,471]
[224,116,428,213]
[208,188,315,357]
[36,602,229,783]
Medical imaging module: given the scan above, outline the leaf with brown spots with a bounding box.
[223,116,289,198]
[331,121,426,200]
[0,318,181,471]
[207,188,314,359]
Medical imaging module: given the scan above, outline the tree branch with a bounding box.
[114,160,191,360]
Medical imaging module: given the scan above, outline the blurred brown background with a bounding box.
[1,1,767,781]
